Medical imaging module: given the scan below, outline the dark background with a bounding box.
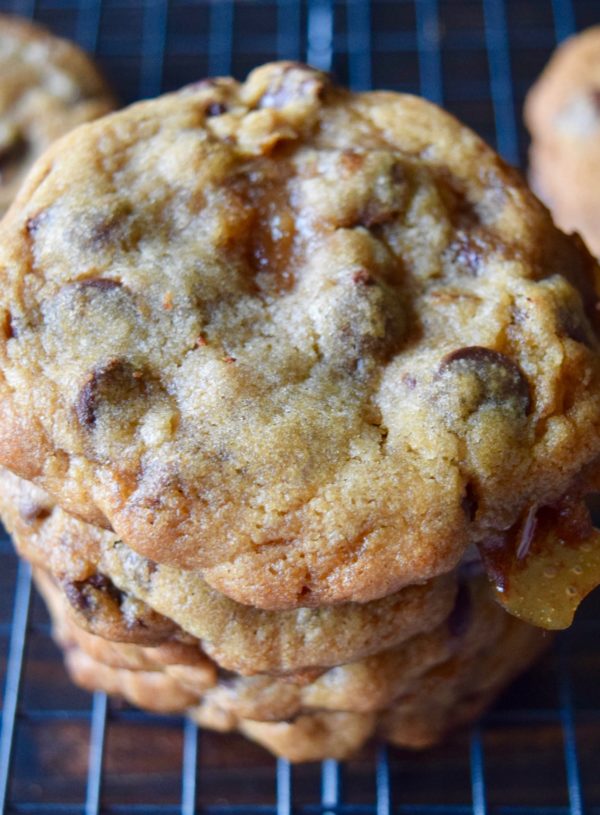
[0,1,598,813]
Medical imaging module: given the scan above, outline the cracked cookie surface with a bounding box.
[1,62,600,608]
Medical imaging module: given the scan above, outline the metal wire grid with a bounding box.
[0,0,596,811]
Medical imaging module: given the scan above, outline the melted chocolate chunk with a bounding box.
[75,358,146,429]
[1,310,14,341]
[87,573,124,603]
[63,573,123,615]
[558,307,594,347]
[18,501,51,523]
[64,580,93,613]
[438,346,531,415]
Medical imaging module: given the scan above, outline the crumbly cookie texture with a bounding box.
[1,62,600,609]
[0,467,184,645]
[0,15,115,215]
[42,565,467,721]
[0,467,456,675]
[37,567,546,761]
[36,567,214,678]
[526,27,600,256]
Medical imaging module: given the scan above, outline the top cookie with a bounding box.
[525,26,600,256]
[0,15,115,215]
[1,62,600,609]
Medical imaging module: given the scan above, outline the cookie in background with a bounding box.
[0,14,116,215]
[526,26,600,257]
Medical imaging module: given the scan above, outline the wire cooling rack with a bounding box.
[0,0,598,812]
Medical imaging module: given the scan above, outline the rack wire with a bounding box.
[0,0,598,812]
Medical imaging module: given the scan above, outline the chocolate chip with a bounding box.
[64,573,123,614]
[87,573,124,605]
[1,310,14,341]
[75,358,146,429]
[558,307,593,347]
[438,346,531,415]
[76,365,108,428]
[64,581,92,613]
[86,573,107,589]
[18,501,51,523]
[447,582,472,638]
[7,314,18,339]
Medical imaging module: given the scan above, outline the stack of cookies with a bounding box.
[0,50,600,761]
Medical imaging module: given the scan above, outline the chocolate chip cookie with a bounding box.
[0,467,456,675]
[1,62,600,611]
[0,15,115,215]
[39,566,545,760]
